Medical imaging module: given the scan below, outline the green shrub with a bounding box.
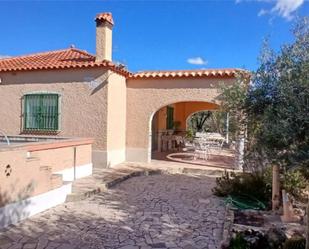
[229,233,250,249]
[227,228,287,249]
[185,129,194,141]
[213,167,308,207]
[212,171,272,204]
[283,170,308,201]
[212,171,237,197]
[283,236,305,249]
[299,167,309,180]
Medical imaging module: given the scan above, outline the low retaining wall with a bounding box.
[0,183,72,229]
[0,136,93,228]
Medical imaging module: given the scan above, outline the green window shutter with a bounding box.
[166,106,174,129]
[24,93,59,131]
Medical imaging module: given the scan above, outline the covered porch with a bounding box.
[126,68,244,171]
[150,101,235,169]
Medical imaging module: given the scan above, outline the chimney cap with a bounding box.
[95,12,114,26]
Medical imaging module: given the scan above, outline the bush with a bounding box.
[283,169,308,201]
[212,171,237,197]
[283,236,305,249]
[229,233,250,249]
[185,129,194,141]
[212,171,272,205]
[228,228,287,249]
[299,167,309,180]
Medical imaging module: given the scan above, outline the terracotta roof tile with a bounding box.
[95,12,114,25]
[0,48,130,76]
[130,69,248,79]
[0,49,248,80]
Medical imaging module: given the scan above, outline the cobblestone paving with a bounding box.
[0,174,226,249]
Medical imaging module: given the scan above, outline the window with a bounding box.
[166,106,174,129]
[24,93,60,131]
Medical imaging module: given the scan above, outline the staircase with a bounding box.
[25,157,65,194]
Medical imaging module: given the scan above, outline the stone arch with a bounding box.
[149,101,220,159]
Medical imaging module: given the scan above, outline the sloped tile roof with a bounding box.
[95,12,114,25]
[0,48,130,76]
[130,69,247,79]
[0,48,247,80]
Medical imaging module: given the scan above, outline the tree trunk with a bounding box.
[235,110,247,171]
[235,134,245,171]
[272,164,280,211]
[306,196,309,249]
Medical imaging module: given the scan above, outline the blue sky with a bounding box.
[0,1,308,72]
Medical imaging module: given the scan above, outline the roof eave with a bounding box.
[0,63,132,78]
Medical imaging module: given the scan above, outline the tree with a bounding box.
[249,18,309,169]
[188,111,212,132]
[220,17,309,247]
[220,72,250,170]
[251,17,309,249]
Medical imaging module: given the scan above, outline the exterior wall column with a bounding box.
[105,72,127,167]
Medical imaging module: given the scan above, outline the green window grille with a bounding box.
[24,93,60,131]
[166,106,174,129]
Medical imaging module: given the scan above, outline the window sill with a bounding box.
[21,130,61,136]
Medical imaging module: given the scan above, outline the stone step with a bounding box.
[182,167,226,176]
[65,167,161,202]
[39,165,52,172]
[25,157,40,168]
[65,161,235,203]
[65,184,106,202]
[26,156,40,162]
[51,173,63,189]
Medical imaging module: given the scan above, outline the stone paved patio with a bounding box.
[0,174,226,249]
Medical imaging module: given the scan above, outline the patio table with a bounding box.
[159,134,185,152]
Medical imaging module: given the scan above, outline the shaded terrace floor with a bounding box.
[151,148,235,170]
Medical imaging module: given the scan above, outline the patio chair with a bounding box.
[193,139,210,160]
[205,139,224,155]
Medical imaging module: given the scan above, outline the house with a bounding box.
[0,12,246,169]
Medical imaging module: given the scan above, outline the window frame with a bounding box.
[166,106,174,130]
[23,92,61,132]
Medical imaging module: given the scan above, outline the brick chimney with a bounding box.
[95,13,114,62]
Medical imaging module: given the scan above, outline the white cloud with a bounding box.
[271,0,304,20]
[236,0,304,21]
[258,9,268,17]
[187,57,208,65]
[0,55,10,59]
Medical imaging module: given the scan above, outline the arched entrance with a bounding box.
[125,72,239,164]
[149,102,235,168]
[150,101,220,160]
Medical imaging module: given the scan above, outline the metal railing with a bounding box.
[0,130,10,146]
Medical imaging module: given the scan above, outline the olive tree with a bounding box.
[220,17,309,247]
[219,72,250,171]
